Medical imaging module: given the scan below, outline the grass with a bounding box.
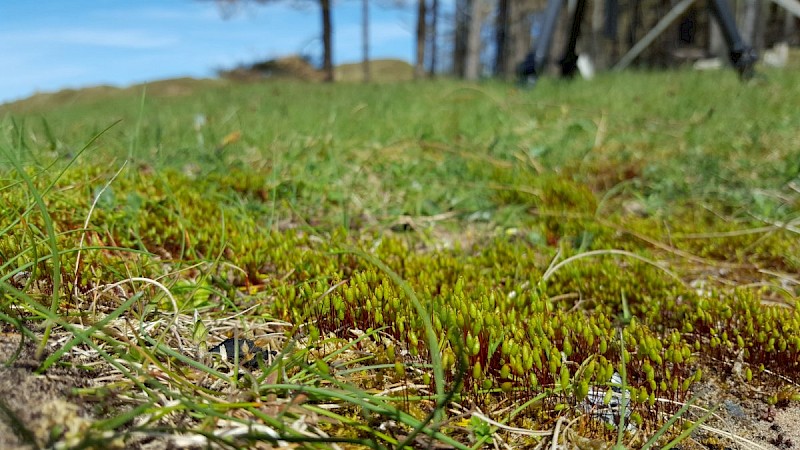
[0,66,799,448]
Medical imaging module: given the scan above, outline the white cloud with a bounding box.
[91,5,219,22]
[2,29,178,49]
[0,1,426,103]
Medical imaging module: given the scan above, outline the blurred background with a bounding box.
[2,0,798,103]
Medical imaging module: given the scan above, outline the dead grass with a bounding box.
[335,59,414,82]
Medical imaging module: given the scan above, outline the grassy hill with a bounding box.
[3,59,413,114]
[1,68,799,449]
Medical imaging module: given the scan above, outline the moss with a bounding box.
[2,75,799,444]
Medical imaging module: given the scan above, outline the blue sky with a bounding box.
[0,1,438,104]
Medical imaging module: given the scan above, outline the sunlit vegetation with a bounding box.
[1,68,799,448]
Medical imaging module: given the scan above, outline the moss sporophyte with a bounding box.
[2,73,799,448]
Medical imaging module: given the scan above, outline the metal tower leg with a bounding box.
[519,0,757,83]
[707,0,757,78]
[561,0,588,77]
[518,0,565,81]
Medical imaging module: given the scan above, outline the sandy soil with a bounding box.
[0,333,95,450]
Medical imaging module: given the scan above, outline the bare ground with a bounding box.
[0,332,95,450]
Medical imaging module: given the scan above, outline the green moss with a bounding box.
[2,73,799,444]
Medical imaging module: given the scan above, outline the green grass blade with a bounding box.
[2,146,62,360]
[660,404,719,450]
[640,396,698,450]
[38,292,144,372]
[335,248,446,413]
[615,327,628,448]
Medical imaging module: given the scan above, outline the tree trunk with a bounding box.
[415,0,427,79]
[756,0,768,52]
[495,0,510,77]
[606,0,620,60]
[362,0,370,82]
[453,0,469,77]
[506,0,533,76]
[550,0,570,74]
[590,0,606,68]
[785,7,797,43]
[428,0,439,76]
[321,0,334,82]
[465,0,485,80]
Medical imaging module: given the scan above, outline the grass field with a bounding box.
[1,67,799,449]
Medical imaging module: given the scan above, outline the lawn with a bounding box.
[1,68,799,449]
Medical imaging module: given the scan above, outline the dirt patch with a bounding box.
[0,333,94,450]
[747,407,800,449]
[681,373,800,450]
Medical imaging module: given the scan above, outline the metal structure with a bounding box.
[518,0,759,82]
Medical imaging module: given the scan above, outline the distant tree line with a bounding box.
[213,0,799,82]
